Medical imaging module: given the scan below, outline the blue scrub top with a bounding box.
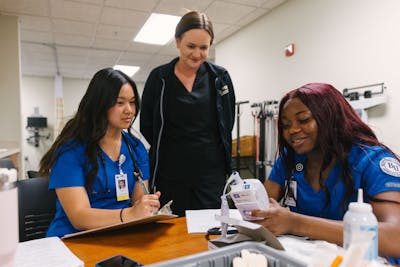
[269,144,400,264]
[46,132,150,237]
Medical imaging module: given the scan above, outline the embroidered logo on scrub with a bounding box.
[379,157,400,177]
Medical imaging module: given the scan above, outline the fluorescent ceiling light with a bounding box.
[114,65,140,77]
[134,13,181,45]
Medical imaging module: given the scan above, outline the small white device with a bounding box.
[224,172,269,221]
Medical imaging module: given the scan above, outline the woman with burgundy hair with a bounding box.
[251,83,400,263]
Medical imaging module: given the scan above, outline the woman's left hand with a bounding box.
[250,198,294,236]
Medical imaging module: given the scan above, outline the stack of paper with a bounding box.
[16,237,83,267]
[185,209,242,233]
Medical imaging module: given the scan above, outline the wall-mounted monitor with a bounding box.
[27,117,47,128]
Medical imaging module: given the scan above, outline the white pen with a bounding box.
[137,176,150,195]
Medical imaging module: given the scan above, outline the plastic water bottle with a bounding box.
[0,170,18,267]
[343,188,378,261]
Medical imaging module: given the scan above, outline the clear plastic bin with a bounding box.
[145,241,307,267]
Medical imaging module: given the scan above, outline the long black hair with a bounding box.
[39,68,140,188]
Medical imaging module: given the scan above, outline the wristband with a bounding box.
[120,208,125,223]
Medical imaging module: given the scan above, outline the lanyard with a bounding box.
[283,170,297,207]
[121,133,144,181]
[96,132,141,194]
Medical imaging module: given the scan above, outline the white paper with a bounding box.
[277,235,342,265]
[15,237,84,267]
[185,209,242,233]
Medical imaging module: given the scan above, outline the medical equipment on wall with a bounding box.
[26,107,50,147]
[221,172,269,222]
[251,100,279,182]
[342,83,387,122]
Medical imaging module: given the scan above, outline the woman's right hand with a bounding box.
[126,191,161,220]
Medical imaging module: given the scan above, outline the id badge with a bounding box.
[284,180,297,207]
[115,173,129,201]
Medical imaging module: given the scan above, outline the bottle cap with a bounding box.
[348,188,372,212]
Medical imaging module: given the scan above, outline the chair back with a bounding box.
[27,170,40,178]
[17,177,56,242]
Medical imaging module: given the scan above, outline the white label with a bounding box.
[343,220,378,261]
[379,157,400,177]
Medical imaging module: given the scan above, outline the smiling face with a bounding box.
[176,28,211,71]
[280,97,318,155]
[106,83,136,132]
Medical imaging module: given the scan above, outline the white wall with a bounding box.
[20,76,89,175]
[216,0,400,153]
[20,75,144,176]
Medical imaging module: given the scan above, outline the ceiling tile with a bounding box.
[223,0,267,7]
[82,66,105,76]
[92,37,129,50]
[88,49,121,61]
[127,42,160,54]
[60,66,91,78]
[117,51,153,65]
[57,46,89,56]
[149,54,175,67]
[52,18,96,36]
[19,15,52,31]
[54,32,93,47]
[21,56,52,68]
[0,0,49,16]
[21,42,54,53]
[105,0,158,12]
[23,52,55,64]
[22,66,57,78]
[262,0,286,9]
[100,6,148,27]
[236,7,270,26]
[70,0,104,5]
[58,54,87,64]
[96,24,137,41]
[0,0,287,80]
[83,61,111,71]
[20,30,54,43]
[154,0,214,16]
[50,0,102,23]
[205,1,256,24]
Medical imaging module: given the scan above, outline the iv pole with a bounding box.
[235,101,249,172]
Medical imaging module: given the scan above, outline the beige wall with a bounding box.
[0,15,22,169]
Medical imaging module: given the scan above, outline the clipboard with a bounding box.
[62,214,177,239]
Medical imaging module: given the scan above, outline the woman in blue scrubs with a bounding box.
[252,83,400,263]
[39,68,160,237]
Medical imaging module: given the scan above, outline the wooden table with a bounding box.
[63,217,210,266]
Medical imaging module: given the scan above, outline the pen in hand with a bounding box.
[132,158,149,195]
[137,176,150,195]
